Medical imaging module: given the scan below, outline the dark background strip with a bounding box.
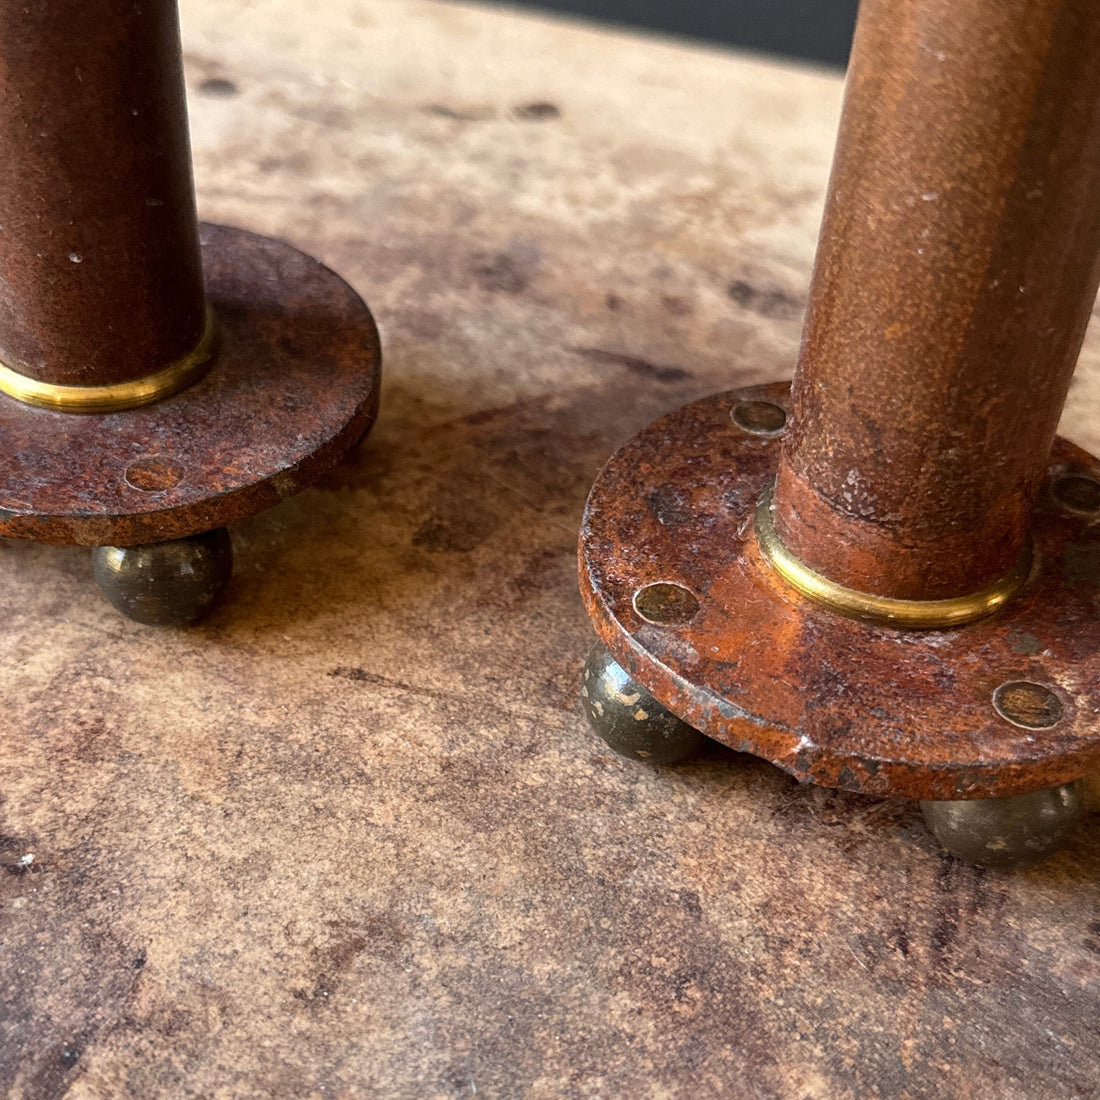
[498,0,859,66]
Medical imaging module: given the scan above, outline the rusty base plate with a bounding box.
[0,223,380,546]
[580,382,1100,801]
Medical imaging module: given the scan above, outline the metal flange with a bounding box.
[579,381,1100,801]
[0,223,380,546]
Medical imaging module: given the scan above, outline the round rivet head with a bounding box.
[580,643,705,764]
[731,399,786,437]
[92,528,232,626]
[1050,473,1100,515]
[921,780,1085,869]
[992,681,1063,729]
[125,455,185,492]
[633,582,699,625]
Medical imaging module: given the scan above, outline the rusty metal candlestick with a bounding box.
[0,0,380,624]
[579,0,1100,867]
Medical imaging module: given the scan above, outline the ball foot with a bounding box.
[920,780,1085,869]
[581,643,705,764]
[92,528,232,626]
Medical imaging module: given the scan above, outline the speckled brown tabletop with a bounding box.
[2,3,1100,1097]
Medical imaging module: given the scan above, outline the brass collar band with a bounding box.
[0,303,217,414]
[754,483,1031,629]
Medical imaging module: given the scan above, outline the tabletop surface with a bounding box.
[2,2,1100,1097]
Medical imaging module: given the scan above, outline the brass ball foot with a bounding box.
[92,528,232,626]
[920,780,1085,869]
[581,643,705,764]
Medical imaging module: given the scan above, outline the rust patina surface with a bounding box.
[1,1,1099,1097]
[0,224,381,546]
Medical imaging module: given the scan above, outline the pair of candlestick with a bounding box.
[2,0,1099,867]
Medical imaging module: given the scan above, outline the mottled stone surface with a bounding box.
[2,2,1100,1097]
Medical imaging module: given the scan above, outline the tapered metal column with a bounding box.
[773,0,1100,600]
[0,0,207,404]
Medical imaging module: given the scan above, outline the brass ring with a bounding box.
[0,303,217,413]
[754,483,1031,629]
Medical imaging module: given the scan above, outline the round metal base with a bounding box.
[0,223,381,546]
[579,382,1100,801]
